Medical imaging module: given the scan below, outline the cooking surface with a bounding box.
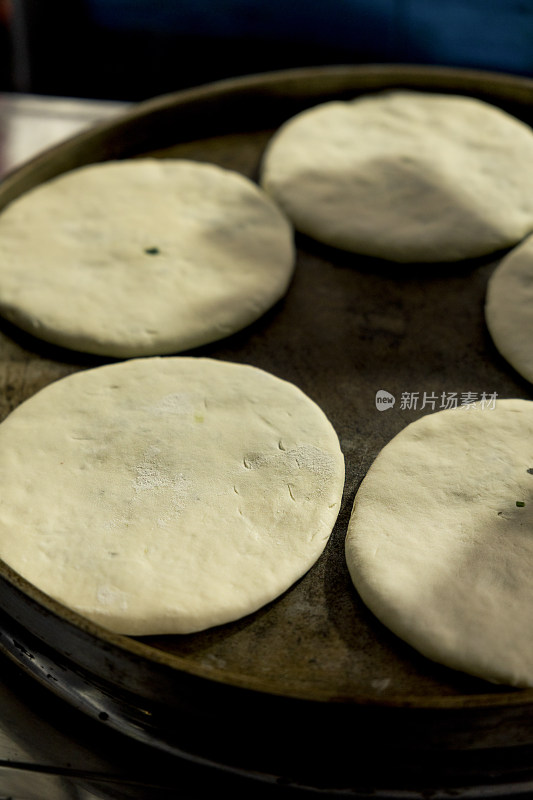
[1,67,533,798]
[2,73,530,703]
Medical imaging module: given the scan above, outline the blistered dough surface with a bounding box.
[261,91,533,262]
[0,159,295,356]
[346,399,533,687]
[0,357,344,635]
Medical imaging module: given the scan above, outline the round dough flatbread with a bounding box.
[0,159,295,357]
[345,399,533,687]
[260,90,533,263]
[485,236,533,383]
[0,357,344,635]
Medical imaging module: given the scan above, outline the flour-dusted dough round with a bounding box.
[345,400,533,687]
[0,357,344,635]
[485,236,533,383]
[0,159,295,357]
[260,90,533,262]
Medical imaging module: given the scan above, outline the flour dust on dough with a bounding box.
[0,159,295,357]
[345,399,533,687]
[260,90,533,262]
[485,235,533,383]
[0,357,345,635]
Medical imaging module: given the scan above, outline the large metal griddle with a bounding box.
[1,65,533,799]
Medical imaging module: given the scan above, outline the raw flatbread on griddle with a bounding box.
[345,399,533,687]
[0,158,295,357]
[260,90,533,262]
[0,357,345,635]
[485,235,533,383]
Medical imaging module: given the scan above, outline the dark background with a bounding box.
[1,0,533,101]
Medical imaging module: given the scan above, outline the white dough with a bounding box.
[0,159,295,357]
[345,399,533,687]
[0,357,344,635]
[485,236,533,383]
[260,90,533,262]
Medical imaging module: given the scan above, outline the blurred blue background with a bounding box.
[1,0,533,100]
